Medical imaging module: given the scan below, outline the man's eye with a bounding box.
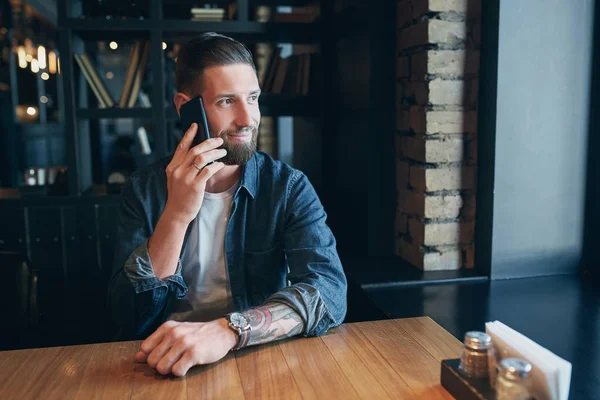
[250,95,259,102]
[219,98,233,105]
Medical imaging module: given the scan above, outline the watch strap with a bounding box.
[234,327,250,350]
[227,313,251,350]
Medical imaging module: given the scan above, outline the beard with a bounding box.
[217,125,259,166]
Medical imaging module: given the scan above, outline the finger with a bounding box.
[140,320,177,355]
[147,340,173,369]
[194,161,226,184]
[136,351,148,363]
[155,339,189,375]
[170,123,198,167]
[180,137,224,169]
[147,324,196,369]
[186,149,227,180]
[171,350,197,377]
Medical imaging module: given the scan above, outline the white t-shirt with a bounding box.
[168,183,237,322]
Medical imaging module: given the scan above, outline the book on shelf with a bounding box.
[262,46,282,93]
[74,54,106,108]
[75,41,150,110]
[127,42,150,108]
[74,53,115,108]
[119,42,143,108]
[261,45,318,96]
[274,4,320,23]
[255,43,274,87]
[254,6,272,22]
[189,3,236,19]
[190,7,225,14]
[190,6,225,21]
[271,57,289,94]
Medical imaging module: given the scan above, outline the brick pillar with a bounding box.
[396,0,480,270]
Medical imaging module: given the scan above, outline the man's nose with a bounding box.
[234,102,254,128]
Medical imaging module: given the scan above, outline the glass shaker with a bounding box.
[459,331,492,378]
[496,358,532,400]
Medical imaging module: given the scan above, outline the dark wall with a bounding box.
[489,0,595,279]
[324,0,397,257]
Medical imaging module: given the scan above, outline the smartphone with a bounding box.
[179,95,211,147]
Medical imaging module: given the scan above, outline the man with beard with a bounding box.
[108,33,347,377]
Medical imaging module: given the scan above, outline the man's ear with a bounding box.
[173,92,191,117]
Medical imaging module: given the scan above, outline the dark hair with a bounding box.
[175,32,256,95]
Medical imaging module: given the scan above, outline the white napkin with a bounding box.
[485,321,572,400]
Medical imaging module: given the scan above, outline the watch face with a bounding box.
[230,313,249,329]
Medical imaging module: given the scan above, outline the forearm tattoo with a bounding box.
[240,302,305,347]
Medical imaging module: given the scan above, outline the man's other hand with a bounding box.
[135,318,238,376]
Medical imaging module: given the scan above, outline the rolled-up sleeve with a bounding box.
[267,171,347,336]
[124,238,187,297]
[107,177,187,339]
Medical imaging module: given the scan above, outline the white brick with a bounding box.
[428,50,466,76]
[435,110,476,134]
[410,108,477,135]
[402,137,463,163]
[426,138,464,163]
[428,0,468,13]
[413,0,480,19]
[399,20,467,51]
[399,191,463,219]
[412,50,480,79]
[429,20,467,46]
[410,165,475,192]
[429,79,464,105]
[425,195,463,219]
[424,248,461,270]
[410,220,474,245]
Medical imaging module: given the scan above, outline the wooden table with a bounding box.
[0,317,463,399]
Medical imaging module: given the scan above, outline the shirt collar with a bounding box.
[238,153,258,199]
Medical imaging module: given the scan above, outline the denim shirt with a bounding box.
[107,152,347,340]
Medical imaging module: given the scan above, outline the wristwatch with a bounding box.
[226,312,252,350]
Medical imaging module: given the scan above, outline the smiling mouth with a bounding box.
[228,133,251,142]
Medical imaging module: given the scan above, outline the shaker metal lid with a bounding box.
[463,331,492,349]
[498,357,533,380]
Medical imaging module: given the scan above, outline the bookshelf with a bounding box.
[57,0,326,196]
